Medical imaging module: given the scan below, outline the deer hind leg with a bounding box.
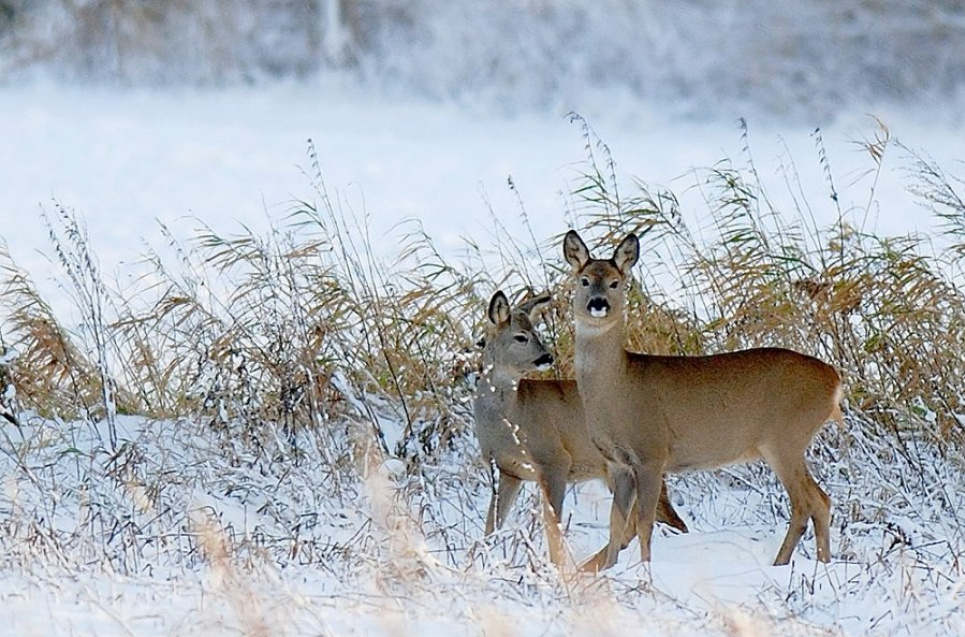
[805,470,831,562]
[762,447,831,565]
[656,480,689,533]
[486,472,523,535]
[811,479,831,562]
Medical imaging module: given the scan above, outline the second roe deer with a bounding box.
[474,290,688,569]
[563,230,843,569]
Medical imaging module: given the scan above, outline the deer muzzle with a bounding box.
[533,353,554,370]
[587,297,610,318]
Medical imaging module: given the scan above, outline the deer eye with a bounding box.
[513,334,529,343]
[608,280,619,289]
[580,277,590,287]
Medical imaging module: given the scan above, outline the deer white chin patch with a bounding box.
[589,307,609,318]
[535,361,552,372]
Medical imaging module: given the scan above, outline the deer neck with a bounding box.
[476,361,520,411]
[574,317,627,391]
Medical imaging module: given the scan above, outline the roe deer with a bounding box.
[562,231,843,568]
[474,290,688,568]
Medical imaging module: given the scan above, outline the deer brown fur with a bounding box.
[563,231,843,568]
[474,290,687,569]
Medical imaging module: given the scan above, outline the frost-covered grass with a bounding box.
[2,408,965,635]
[3,98,965,634]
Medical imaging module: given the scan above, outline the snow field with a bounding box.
[1,403,964,635]
[2,86,965,635]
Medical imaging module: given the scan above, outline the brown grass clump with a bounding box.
[2,125,965,470]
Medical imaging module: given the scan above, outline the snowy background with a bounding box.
[3,0,965,119]
[2,2,965,635]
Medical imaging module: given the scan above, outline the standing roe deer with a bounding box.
[474,290,688,569]
[562,231,843,568]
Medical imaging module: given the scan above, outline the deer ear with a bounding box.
[563,230,590,270]
[613,233,640,273]
[487,291,511,326]
[517,292,552,322]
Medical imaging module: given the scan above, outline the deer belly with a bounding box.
[567,462,604,482]
[666,443,762,473]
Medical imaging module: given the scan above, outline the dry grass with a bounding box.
[2,125,965,635]
[2,126,964,463]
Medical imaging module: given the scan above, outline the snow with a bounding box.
[2,83,965,635]
[5,2,965,120]
[4,83,962,288]
[2,408,965,635]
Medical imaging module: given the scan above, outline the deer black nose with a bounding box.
[534,353,554,369]
[587,298,610,317]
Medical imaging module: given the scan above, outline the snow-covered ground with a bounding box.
[2,405,965,636]
[2,84,965,635]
